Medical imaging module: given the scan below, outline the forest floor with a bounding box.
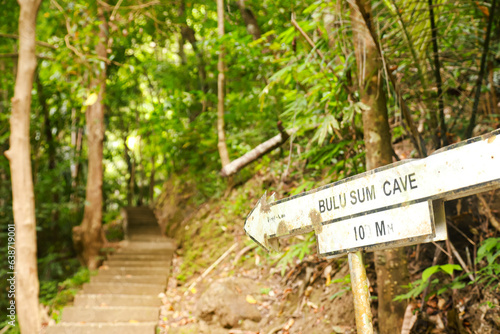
[152,166,500,334]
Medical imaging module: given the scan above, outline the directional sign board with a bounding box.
[317,200,434,257]
[245,129,500,256]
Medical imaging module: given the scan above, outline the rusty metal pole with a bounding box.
[348,251,374,333]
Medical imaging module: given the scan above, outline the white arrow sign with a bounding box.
[245,129,500,253]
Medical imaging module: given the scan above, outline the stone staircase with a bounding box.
[47,207,175,334]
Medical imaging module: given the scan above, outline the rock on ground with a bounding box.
[195,277,262,328]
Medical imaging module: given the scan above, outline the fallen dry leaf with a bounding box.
[246,295,257,304]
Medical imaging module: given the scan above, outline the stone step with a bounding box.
[118,240,177,249]
[128,235,170,242]
[127,223,159,229]
[126,214,156,219]
[91,275,166,285]
[127,222,160,231]
[109,253,171,261]
[82,282,164,295]
[127,217,156,221]
[114,250,173,257]
[74,294,161,307]
[46,322,156,334]
[127,226,162,239]
[98,267,170,276]
[103,260,170,267]
[61,306,159,323]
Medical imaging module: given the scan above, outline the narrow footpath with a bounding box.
[47,207,176,334]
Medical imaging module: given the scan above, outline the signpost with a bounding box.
[244,129,500,332]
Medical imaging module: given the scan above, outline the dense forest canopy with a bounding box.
[0,0,499,332]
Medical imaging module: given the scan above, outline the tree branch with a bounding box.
[220,127,296,177]
[0,53,55,61]
[0,33,56,49]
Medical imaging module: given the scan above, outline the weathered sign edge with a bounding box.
[270,128,499,208]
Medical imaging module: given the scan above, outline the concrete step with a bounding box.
[127,223,159,229]
[118,240,177,250]
[61,306,159,323]
[46,322,156,334]
[98,267,170,276]
[74,294,161,307]
[127,226,161,232]
[109,253,171,261]
[114,250,173,257]
[127,226,162,238]
[82,282,164,295]
[103,260,170,267]
[91,275,166,285]
[126,217,156,222]
[128,235,170,242]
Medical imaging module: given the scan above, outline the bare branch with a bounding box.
[0,53,55,61]
[97,0,160,10]
[0,33,56,49]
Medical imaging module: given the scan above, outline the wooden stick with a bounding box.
[232,244,257,265]
[184,242,238,296]
[448,241,475,282]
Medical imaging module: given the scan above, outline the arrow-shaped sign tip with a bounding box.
[244,191,279,252]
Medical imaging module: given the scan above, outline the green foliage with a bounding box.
[394,264,463,302]
[42,267,96,316]
[329,274,352,300]
[474,238,500,289]
[396,238,500,302]
[276,233,316,276]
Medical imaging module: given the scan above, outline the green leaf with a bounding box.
[422,265,441,281]
[440,264,462,276]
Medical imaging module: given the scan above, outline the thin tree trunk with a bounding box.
[70,108,83,196]
[0,60,6,114]
[217,0,230,168]
[237,0,261,40]
[138,136,145,206]
[179,0,208,117]
[36,73,60,224]
[466,0,497,137]
[428,0,447,147]
[4,0,42,332]
[73,4,108,270]
[488,62,499,115]
[149,154,155,203]
[349,1,409,332]
[124,137,133,206]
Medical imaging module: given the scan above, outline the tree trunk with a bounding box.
[237,0,261,40]
[73,5,108,270]
[137,136,145,206]
[149,154,155,203]
[217,0,231,168]
[36,73,60,224]
[179,0,208,118]
[70,108,83,202]
[349,0,409,332]
[124,137,133,206]
[4,0,42,332]
[428,0,447,147]
[220,127,294,177]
